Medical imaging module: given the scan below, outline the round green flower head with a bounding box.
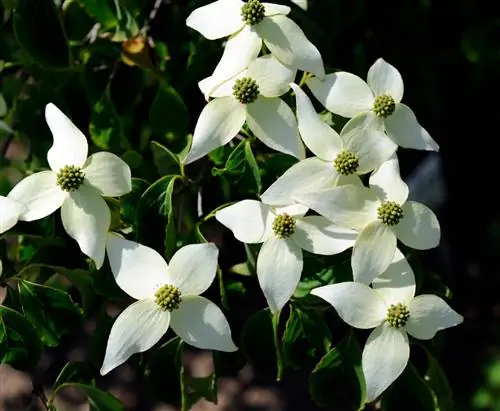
[377,201,404,226]
[273,213,296,239]
[56,165,85,192]
[386,303,410,328]
[154,284,182,311]
[373,94,396,118]
[233,77,260,104]
[334,150,360,175]
[241,0,266,26]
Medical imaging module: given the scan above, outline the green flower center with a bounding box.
[377,201,404,226]
[373,94,396,118]
[333,150,360,175]
[56,165,85,192]
[386,303,410,328]
[241,0,266,26]
[232,77,260,104]
[154,284,182,311]
[272,213,296,239]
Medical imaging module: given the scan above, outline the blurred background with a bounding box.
[1,0,500,410]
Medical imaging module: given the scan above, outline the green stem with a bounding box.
[271,310,283,381]
[298,71,312,87]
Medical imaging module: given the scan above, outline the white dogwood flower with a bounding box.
[101,235,237,375]
[306,58,439,151]
[186,0,324,93]
[311,249,463,402]
[261,84,397,206]
[184,55,304,164]
[295,154,440,284]
[7,104,131,268]
[0,196,26,234]
[216,200,356,313]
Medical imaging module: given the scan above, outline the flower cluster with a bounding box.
[0,0,463,404]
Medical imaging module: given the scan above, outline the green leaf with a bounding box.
[121,150,143,169]
[13,0,72,68]
[0,306,42,371]
[120,177,150,227]
[309,332,366,410]
[76,0,117,28]
[282,304,332,370]
[240,308,276,374]
[150,140,181,175]
[18,279,82,347]
[149,82,188,142]
[53,383,124,411]
[90,308,114,369]
[147,337,182,404]
[52,361,93,392]
[181,374,217,411]
[136,174,184,259]
[424,348,454,411]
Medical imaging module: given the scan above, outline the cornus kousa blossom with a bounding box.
[311,250,463,402]
[186,0,324,94]
[306,58,439,151]
[6,104,132,269]
[101,235,237,375]
[261,84,397,206]
[215,200,357,313]
[184,55,304,164]
[295,155,440,284]
[0,196,26,234]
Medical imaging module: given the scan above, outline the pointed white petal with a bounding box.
[204,27,262,96]
[167,243,218,296]
[106,233,168,300]
[247,97,305,159]
[343,120,397,174]
[183,97,246,165]
[306,72,373,118]
[369,153,409,203]
[61,185,110,269]
[290,83,342,160]
[406,295,463,340]
[294,185,379,230]
[293,216,357,255]
[394,201,440,250]
[258,15,324,78]
[45,103,88,171]
[83,152,132,197]
[185,0,244,40]
[216,199,272,243]
[263,3,291,15]
[248,55,296,98]
[367,58,404,103]
[8,171,65,222]
[257,237,302,313]
[311,282,385,328]
[171,295,237,351]
[362,324,409,402]
[372,249,416,305]
[352,221,397,284]
[274,203,309,218]
[100,299,170,375]
[385,104,439,151]
[0,196,26,233]
[260,158,338,206]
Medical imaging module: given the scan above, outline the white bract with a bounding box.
[215,200,357,313]
[0,196,26,234]
[101,234,237,375]
[295,155,440,284]
[184,55,304,164]
[311,249,463,402]
[261,84,397,206]
[186,0,324,94]
[6,104,132,269]
[306,58,439,151]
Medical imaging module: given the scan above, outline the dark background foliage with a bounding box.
[1,0,499,410]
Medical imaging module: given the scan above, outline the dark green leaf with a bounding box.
[90,308,114,369]
[182,374,217,411]
[120,177,150,227]
[0,306,42,371]
[18,279,82,347]
[13,0,72,68]
[282,304,332,370]
[76,0,118,28]
[54,383,124,411]
[150,140,181,175]
[52,361,93,392]
[424,348,454,411]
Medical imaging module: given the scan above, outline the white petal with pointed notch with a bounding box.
[6,103,132,268]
